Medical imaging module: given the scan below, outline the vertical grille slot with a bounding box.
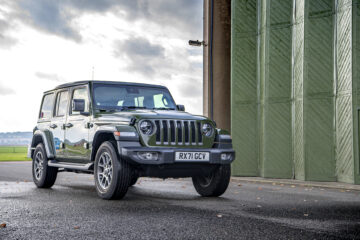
[190,121,196,144]
[155,120,161,142]
[170,120,175,143]
[177,121,182,144]
[197,122,202,143]
[162,120,168,144]
[151,119,204,146]
[184,121,189,144]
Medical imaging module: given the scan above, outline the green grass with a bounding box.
[0,146,30,161]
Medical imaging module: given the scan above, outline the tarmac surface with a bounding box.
[1,161,360,239]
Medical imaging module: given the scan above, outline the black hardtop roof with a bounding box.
[44,80,167,93]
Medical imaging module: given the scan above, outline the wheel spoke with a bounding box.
[97,152,113,190]
[34,151,44,181]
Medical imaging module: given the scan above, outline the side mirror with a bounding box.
[72,99,85,112]
[177,104,185,111]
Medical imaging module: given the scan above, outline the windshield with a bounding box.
[93,83,177,112]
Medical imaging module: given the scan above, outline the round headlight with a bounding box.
[140,120,154,135]
[202,123,213,137]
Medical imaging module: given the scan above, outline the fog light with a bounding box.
[137,152,159,161]
[221,153,232,161]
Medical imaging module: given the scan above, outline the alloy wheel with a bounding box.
[97,152,113,190]
[34,151,44,181]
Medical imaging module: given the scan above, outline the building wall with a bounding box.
[231,0,360,183]
[203,0,232,131]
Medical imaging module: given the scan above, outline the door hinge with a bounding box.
[85,122,93,129]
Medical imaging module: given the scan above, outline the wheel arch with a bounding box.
[30,130,55,159]
[91,131,117,162]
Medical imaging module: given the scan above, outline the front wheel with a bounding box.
[192,164,231,197]
[129,173,139,186]
[94,141,132,200]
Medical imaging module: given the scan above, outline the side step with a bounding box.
[48,160,94,171]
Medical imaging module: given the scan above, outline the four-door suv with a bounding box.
[29,81,235,199]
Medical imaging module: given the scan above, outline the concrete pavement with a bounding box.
[0,162,360,239]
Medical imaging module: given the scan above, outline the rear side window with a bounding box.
[39,93,54,119]
[55,90,69,117]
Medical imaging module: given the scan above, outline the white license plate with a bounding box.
[175,152,210,161]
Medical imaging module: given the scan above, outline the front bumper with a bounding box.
[119,146,235,165]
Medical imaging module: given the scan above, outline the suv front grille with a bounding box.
[153,120,203,146]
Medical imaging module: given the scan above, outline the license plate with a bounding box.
[175,152,210,161]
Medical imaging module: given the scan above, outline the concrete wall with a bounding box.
[231,0,360,183]
[203,0,232,132]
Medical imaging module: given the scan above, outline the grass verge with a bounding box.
[0,146,30,161]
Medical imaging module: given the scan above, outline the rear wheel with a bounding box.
[94,141,132,200]
[192,164,231,197]
[32,143,58,188]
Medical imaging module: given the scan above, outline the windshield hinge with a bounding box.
[129,118,136,126]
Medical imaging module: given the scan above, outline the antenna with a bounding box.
[91,66,94,80]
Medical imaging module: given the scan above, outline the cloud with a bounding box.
[35,72,63,82]
[146,0,203,36]
[68,0,201,35]
[114,37,165,76]
[9,0,202,42]
[17,0,81,42]
[178,78,202,98]
[0,84,15,95]
[69,0,141,14]
[0,16,18,48]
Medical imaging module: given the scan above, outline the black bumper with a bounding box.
[118,145,235,165]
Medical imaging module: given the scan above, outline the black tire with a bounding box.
[129,173,139,186]
[32,143,58,188]
[94,141,132,200]
[192,164,231,197]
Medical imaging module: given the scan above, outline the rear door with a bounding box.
[51,89,69,160]
[37,92,55,135]
[64,85,91,163]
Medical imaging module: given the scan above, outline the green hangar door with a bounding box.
[205,0,360,184]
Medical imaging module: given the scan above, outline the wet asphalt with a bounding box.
[0,162,360,240]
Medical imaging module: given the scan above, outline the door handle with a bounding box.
[64,123,73,128]
[49,124,57,129]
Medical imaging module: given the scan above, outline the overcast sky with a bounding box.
[0,0,203,132]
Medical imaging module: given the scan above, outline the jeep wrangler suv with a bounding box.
[29,81,235,199]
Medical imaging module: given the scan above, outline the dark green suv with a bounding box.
[29,81,235,199]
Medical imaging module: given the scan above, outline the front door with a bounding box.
[64,86,91,163]
[51,89,69,160]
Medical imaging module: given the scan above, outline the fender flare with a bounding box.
[31,130,56,159]
[90,129,118,162]
[90,125,139,161]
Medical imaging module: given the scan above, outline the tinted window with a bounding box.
[93,84,176,111]
[55,91,69,117]
[71,88,89,115]
[39,93,54,119]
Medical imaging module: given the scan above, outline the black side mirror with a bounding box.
[177,104,185,111]
[72,99,85,112]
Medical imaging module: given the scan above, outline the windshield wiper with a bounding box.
[96,108,116,113]
[152,107,175,110]
[120,106,147,111]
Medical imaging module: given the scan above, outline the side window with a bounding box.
[55,90,69,117]
[71,88,89,115]
[39,93,54,120]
